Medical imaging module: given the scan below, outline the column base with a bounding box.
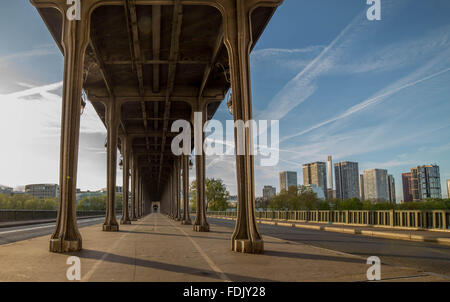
[181,219,192,225]
[193,224,209,232]
[232,239,264,254]
[49,238,82,253]
[131,218,138,221]
[103,224,120,232]
[120,219,131,225]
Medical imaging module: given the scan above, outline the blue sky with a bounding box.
[0,0,449,200]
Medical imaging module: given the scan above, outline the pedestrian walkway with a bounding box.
[0,213,446,281]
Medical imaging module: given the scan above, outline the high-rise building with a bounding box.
[327,156,335,200]
[388,175,396,203]
[363,169,389,202]
[327,156,333,187]
[25,184,59,199]
[0,185,13,195]
[262,186,276,201]
[410,165,441,201]
[447,180,450,199]
[280,171,297,192]
[335,162,360,200]
[303,162,327,198]
[303,184,326,200]
[402,172,413,202]
[359,175,365,200]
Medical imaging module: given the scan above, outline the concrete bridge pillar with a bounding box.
[171,164,177,220]
[168,173,172,218]
[175,157,181,221]
[120,136,131,225]
[47,10,90,253]
[193,104,209,232]
[181,155,192,225]
[103,100,120,232]
[223,0,273,253]
[137,173,142,219]
[130,156,138,221]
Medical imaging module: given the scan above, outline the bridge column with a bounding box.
[130,156,138,221]
[120,136,131,225]
[171,164,177,220]
[175,157,181,221]
[103,100,120,232]
[193,105,209,232]
[168,173,173,218]
[224,0,268,253]
[48,10,90,253]
[137,172,142,219]
[181,155,192,225]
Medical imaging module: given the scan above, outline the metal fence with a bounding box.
[0,210,105,222]
[207,210,450,230]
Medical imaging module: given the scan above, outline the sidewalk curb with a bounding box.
[208,216,450,247]
[0,215,105,229]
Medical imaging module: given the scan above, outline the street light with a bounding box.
[226,92,233,115]
[81,89,87,115]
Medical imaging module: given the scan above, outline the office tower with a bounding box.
[410,165,441,200]
[363,169,389,202]
[25,184,59,199]
[327,156,333,189]
[402,172,413,202]
[447,180,450,199]
[262,186,276,201]
[303,184,326,200]
[359,174,365,200]
[303,162,327,198]
[280,171,297,192]
[327,156,334,200]
[388,175,396,203]
[0,185,13,195]
[334,162,360,200]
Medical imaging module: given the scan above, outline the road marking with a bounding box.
[167,216,231,282]
[0,218,104,235]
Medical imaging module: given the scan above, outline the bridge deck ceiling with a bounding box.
[36,2,278,190]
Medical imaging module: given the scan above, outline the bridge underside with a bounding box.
[32,0,282,254]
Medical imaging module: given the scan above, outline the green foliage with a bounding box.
[76,195,106,211]
[190,178,230,212]
[268,186,321,210]
[0,194,58,210]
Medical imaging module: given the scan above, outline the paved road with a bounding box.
[208,217,450,278]
[0,217,107,246]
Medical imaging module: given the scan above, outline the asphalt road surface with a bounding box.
[0,217,106,246]
[208,217,450,278]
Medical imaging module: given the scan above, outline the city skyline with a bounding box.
[1,0,450,201]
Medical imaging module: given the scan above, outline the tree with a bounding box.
[76,196,106,211]
[206,178,230,211]
[190,178,230,212]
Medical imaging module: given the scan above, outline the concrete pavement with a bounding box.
[0,213,447,282]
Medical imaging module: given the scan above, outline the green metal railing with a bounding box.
[207,210,450,230]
